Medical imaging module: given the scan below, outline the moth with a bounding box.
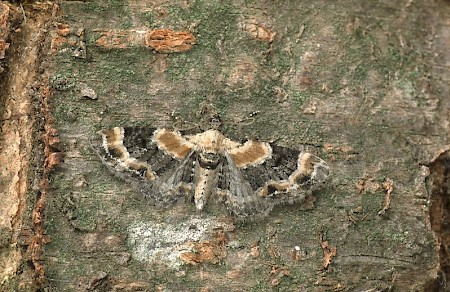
[92,126,330,218]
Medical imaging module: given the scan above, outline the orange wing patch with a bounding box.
[153,129,194,159]
[228,141,272,168]
[101,127,127,158]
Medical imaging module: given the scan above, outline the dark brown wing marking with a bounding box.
[99,127,156,180]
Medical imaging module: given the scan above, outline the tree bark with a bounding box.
[0,0,449,290]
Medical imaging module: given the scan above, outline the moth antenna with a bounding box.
[222,110,261,131]
[235,117,256,126]
[172,120,200,132]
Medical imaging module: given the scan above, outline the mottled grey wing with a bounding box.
[91,126,195,206]
[219,152,274,218]
[243,145,299,186]
[222,145,328,216]
[241,145,308,205]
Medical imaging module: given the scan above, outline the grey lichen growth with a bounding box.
[127,216,232,269]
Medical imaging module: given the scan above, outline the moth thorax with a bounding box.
[198,152,221,170]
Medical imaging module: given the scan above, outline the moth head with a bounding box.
[197,102,222,131]
[198,152,221,169]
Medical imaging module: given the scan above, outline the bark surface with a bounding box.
[0,0,449,290]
